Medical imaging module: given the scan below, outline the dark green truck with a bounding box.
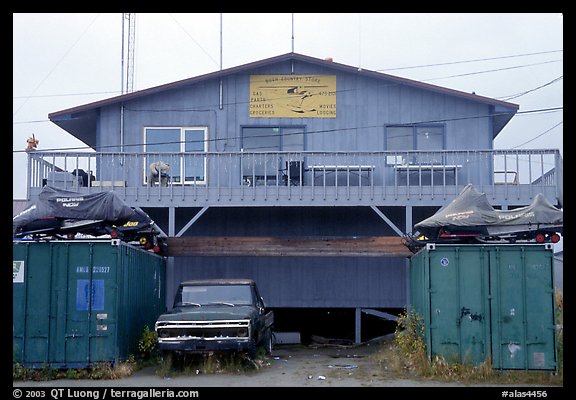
[155,279,274,359]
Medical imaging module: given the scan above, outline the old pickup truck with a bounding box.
[155,279,274,359]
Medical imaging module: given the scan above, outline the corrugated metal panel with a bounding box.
[168,256,408,309]
[13,240,165,369]
[427,246,490,365]
[116,243,166,360]
[489,246,557,370]
[409,244,557,371]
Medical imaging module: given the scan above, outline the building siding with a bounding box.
[157,205,409,310]
[40,54,558,321]
[167,256,408,309]
[97,61,494,159]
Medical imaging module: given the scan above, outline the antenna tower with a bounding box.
[122,13,136,93]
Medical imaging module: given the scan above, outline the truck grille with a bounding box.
[155,319,250,341]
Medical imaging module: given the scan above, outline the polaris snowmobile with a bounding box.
[13,186,166,254]
[402,184,563,253]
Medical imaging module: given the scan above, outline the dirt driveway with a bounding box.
[13,341,562,395]
[13,340,563,389]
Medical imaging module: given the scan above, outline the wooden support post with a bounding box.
[355,308,362,344]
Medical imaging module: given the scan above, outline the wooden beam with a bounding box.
[164,236,412,257]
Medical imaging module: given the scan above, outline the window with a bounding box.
[144,127,208,185]
[385,125,444,164]
[241,126,304,182]
[179,285,254,306]
[241,127,304,152]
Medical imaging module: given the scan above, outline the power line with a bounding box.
[12,106,563,154]
[421,60,562,82]
[13,91,121,99]
[498,76,563,101]
[13,14,101,118]
[511,121,563,149]
[168,13,220,68]
[378,50,563,72]
[13,50,562,103]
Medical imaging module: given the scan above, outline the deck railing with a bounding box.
[26,149,563,207]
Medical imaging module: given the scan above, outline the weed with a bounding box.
[156,350,267,377]
[138,325,158,360]
[65,369,80,380]
[12,362,27,380]
[377,307,563,385]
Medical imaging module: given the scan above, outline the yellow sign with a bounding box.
[250,75,336,118]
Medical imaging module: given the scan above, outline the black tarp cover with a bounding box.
[414,184,563,235]
[13,186,135,230]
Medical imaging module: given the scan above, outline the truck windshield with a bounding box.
[178,285,254,306]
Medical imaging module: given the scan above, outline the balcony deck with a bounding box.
[26,149,563,208]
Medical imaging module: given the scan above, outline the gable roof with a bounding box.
[49,52,519,148]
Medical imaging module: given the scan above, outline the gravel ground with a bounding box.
[13,341,563,389]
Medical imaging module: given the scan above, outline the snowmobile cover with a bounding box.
[13,186,135,231]
[414,184,563,237]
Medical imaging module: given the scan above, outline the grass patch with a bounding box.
[155,350,269,378]
[371,306,563,385]
[12,359,137,381]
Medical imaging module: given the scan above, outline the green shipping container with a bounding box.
[13,240,166,369]
[410,243,557,371]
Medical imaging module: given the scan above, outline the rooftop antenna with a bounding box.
[123,13,136,93]
[219,13,224,110]
[358,13,362,71]
[120,13,135,153]
[291,13,294,53]
[291,13,295,74]
[220,13,223,71]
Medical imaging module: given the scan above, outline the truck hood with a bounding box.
[157,305,258,322]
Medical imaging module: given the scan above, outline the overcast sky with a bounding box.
[13,13,563,201]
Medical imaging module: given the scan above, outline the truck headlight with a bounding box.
[237,329,248,337]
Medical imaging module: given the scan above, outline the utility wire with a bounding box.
[510,121,563,149]
[498,76,563,101]
[13,14,101,118]
[13,91,121,99]
[12,106,563,153]
[421,60,562,82]
[168,13,220,68]
[13,50,561,103]
[378,50,563,71]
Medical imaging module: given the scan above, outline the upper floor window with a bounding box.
[241,126,305,182]
[144,127,208,185]
[385,125,444,164]
[241,126,305,152]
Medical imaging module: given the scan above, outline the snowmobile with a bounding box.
[13,186,166,254]
[402,184,562,253]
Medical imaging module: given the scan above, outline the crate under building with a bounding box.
[13,239,166,369]
[409,243,558,371]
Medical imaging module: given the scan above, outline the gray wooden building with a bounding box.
[26,53,563,342]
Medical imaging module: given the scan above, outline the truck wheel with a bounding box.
[246,339,257,359]
[263,329,273,355]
